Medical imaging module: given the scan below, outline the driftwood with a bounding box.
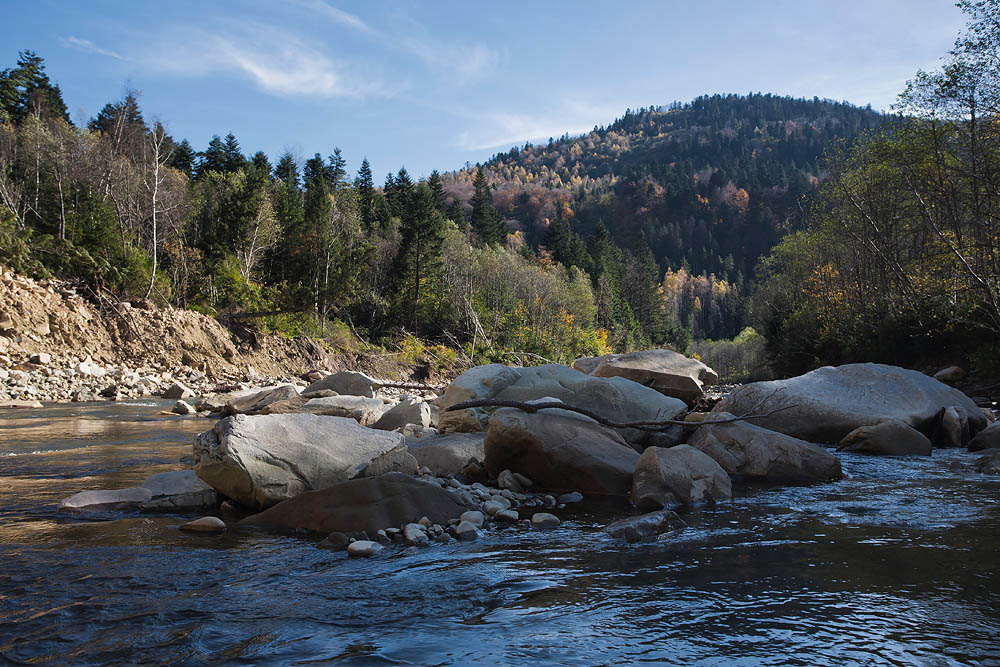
[376,381,445,392]
[443,392,795,432]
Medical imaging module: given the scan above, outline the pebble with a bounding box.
[347,540,382,557]
[531,513,561,529]
[179,516,226,533]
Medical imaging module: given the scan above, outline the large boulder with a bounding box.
[969,421,1000,452]
[140,469,219,510]
[373,396,432,431]
[405,433,485,477]
[193,414,417,510]
[484,408,640,496]
[224,384,300,415]
[630,444,732,511]
[713,363,986,445]
[303,371,378,398]
[239,472,466,535]
[574,349,718,402]
[300,395,388,426]
[689,413,842,483]
[437,363,686,447]
[837,421,932,456]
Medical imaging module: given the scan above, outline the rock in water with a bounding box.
[405,433,485,477]
[969,421,1000,452]
[484,408,640,496]
[689,413,842,483]
[436,363,686,447]
[454,520,480,540]
[238,472,466,536]
[606,510,686,542]
[630,444,732,511]
[373,396,432,431]
[303,371,378,398]
[974,448,1000,474]
[347,540,382,557]
[714,363,986,444]
[59,487,153,511]
[459,510,484,528]
[194,414,417,509]
[837,421,932,456]
[403,523,430,546]
[574,349,718,402]
[179,516,226,533]
[531,513,560,529]
[140,470,218,511]
[172,400,196,415]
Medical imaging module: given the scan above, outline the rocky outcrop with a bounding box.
[303,371,377,398]
[969,421,1000,452]
[714,363,986,445]
[437,363,686,447]
[405,432,485,477]
[574,349,718,402]
[193,414,417,509]
[630,444,732,510]
[837,421,932,456]
[238,472,466,535]
[689,413,843,483]
[484,408,640,496]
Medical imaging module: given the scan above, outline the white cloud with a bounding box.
[455,101,624,151]
[60,36,128,61]
[289,0,375,35]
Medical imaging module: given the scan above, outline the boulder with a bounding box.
[347,540,382,557]
[484,408,640,496]
[969,421,1000,452]
[194,414,417,510]
[405,432,485,477]
[373,396,432,431]
[140,469,219,511]
[688,413,842,483]
[240,472,465,535]
[172,400,197,416]
[224,384,300,415]
[162,381,194,400]
[454,520,479,540]
[531,512,560,529]
[606,510,686,542]
[303,371,378,398]
[179,516,226,533]
[575,349,718,402]
[202,386,280,413]
[938,406,971,448]
[59,487,152,511]
[459,510,484,528]
[630,444,732,511]
[298,395,388,426]
[837,421,932,456]
[437,363,686,447]
[974,448,1000,474]
[713,363,987,445]
[933,366,966,384]
[404,522,430,546]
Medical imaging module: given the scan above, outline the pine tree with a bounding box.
[198,136,227,178]
[395,183,445,333]
[250,151,272,175]
[222,133,245,173]
[170,139,197,177]
[470,166,504,244]
[0,51,70,123]
[274,152,299,186]
[326,148,347,191]
[355,158,375,230]
[427,169,447,213]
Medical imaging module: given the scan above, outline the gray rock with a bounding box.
[140,469,218,511]
[454,520,479,540]
[319,532,352,550]
[714,363,987,445]
[575,349,718,402]
[459,510,484,528]
[162,381,194,399]
[969,421,1000,452]
[484,408,640,496]
[347,540,382,557]
[938,406,970,448]
[405,432,485,477]
[59,487,153,511]
[974,448,1000,474]
[194,413,416,509]
[689,413,843,483]
[606,510,686,542]
[497,469,524,493]
[482,500,504,516]
[495,509,519,522]
[239,472,465,536]
[179,516,226,533]
[404,523,429,546]
[303,371,378,398]
[299,395,388,426]
[172,400,196,415]
[531,512,560,529]
[225,384,302,416]
[837,421,932,456]
[557,492,583,504]
[933,366,966,384]
[630,444,732,511]
[373,396,432,431]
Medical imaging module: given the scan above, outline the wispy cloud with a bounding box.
[291,0,375,35]
[60,36,128,61]
[455,101,623,151]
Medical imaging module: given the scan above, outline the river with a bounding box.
[1,401,998,665]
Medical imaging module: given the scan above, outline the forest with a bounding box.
[1,0,998,378]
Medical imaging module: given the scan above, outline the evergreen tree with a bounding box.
[198,135,227,178]
[326,148,347,191]
[170,139,197,177]
[394,183,445,333]
[355,158,376,230]
[222,133,245,173]
[427,170,447,213]
[0,51,70,123]
[274,152,299,186]
[470,166,504,244]
[250,151,272,175]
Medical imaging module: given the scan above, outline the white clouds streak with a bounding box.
[455,101,624,151]
[60,36,128,61]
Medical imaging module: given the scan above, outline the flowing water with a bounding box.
[1,402,999,665]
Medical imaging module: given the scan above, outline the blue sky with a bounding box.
[3,0,966,179]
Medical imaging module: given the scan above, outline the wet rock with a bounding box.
[974,448,1000,474]
[239,472,466,536]
[303,371,378,398]
[179,516,226,533]
[969,421,1000,452]
[405,432,485,478]
[531,512,560,529]
[938,406,970,448]
[574,349,718,402]
[459,510,484,528]
[495,509,519,522]
[194,413,416,509]
[484,408,640,496]
[454,520,480,540]
[172,400,197,415]
[162,381,194,399]
[631,444,732,511]
[606,510,686,542]
[714,363,987,445]
[373,396,432,431]
[140,470,218,511]
[837,421,932,456]
[557,492,583,504]
[347,540,382,557]
[482,500,504,516]
[689,413,842,483]
[59,487,153,511]
[497,469,525,493]
[404,523,429,546]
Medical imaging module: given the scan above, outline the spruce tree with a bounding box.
[427,169,447,213]
[355,158,375,230]
[170,139,197,177]
[222,133,245,172]
[470,166,504,244]
[326,148,347,191]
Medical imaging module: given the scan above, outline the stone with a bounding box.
[974,448,1000,474]
[938,406,970,448]
[140,469,218,511]
[969,421,1000,452]
[436,363,686,447]
[404,523,429,546]
[347,540,383,557]
[303,371,378,398]
[194,413,416,509]
[459,510,485,528]
[630,444,732,511]
[319,532,353,550]
[76,358,106,378]
[418,515,433,527]
[239,472,466,536]
[224,384,301,415]
[58,487,152,511]
[714,363,987,445]
[490,494,511,510]
[454,520,479,540]
[179,516,226,533]
[405,433,485,477]
[162,381,194,399]
[172,400,197,415]
[689,413,843,483]
[933,366,966,384]
[557,492,583,504]
[373,396,432,431]
[484,408,640,496]
[606,510,687,542]
[574,349,718,402]
[298,395,388,426]
[0,400,43,409]
[29,352,50,365]
[837,421,932,456]
[531,512,560,529]
[482,500,504,516]
[495,509,519,522]
[497,469,524,493]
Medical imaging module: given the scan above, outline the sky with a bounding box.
[2,0,968,179]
